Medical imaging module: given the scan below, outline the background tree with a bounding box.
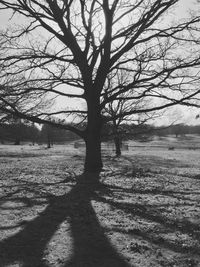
[0,1,200,175]
[103,71,162,156]
[11,117,24,145]
[40,124,55,148]
[172,123,185,138]
[40,122,78,148]
[28,122,40,145]
[0,119,40,144]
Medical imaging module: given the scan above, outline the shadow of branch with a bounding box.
[0,173,131,267]
[94,188,200,256]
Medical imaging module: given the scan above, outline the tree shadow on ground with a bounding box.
[0,173,131,267]
[95,184,200,256]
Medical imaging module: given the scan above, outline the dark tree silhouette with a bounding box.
[40,124,56,148]
[0,1,200,176]
[40,122,79,147]
[103,71,161,156]
[0,115,40,145]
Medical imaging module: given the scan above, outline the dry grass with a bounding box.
[0,136,200,267]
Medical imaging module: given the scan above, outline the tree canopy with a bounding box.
[0,0,200,172]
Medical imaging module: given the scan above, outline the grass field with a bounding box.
[0,135,200,267]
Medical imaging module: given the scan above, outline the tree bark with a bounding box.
[47,133,52,148]
[84,94,103,174]
[112,123,122,157]
[114,136,121,157]
[84,134,103,173]
[47,138,51,148]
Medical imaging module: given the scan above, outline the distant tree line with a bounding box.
[102,122,200,151]
[154,124,200,138]
[103,122,200,139]
[40,124,79,148]
[0,121,79,146]
[0,119,200,149]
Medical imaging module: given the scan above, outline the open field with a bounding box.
[0,135,200,267]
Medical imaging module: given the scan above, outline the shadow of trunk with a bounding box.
[65,173,130,267]
[0,173,130,267]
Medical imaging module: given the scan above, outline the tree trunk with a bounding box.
[47,135,51,148]
[84,94,103,174]
[84,134,103,173]
[114,136,121,157]
[14,138,20,145]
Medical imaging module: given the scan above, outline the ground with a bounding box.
[0,135,200,267]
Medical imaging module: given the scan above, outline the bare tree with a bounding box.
[0,1,200,176]
[104,99,160,156]
[103,71,162,156]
